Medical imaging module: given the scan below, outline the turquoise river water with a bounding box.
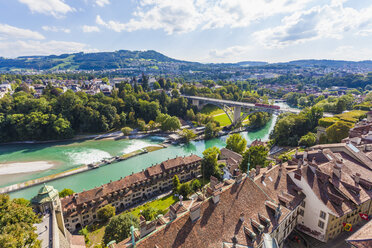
[0,114,280,200]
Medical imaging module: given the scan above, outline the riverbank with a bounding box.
[0,145,165,194]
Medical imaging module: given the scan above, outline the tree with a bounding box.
[204,121,220,139]
[240,145,268,173]
[153,81,161,90]
[179,183,191,199]
[59,188,75,198]
[201,146,222,180]
[137,119,147,131]
[326,121,352,143]
[226,133,247,154]
[172,175,180,193]
[190,179,201,192]
[298,132,317,147]
[0,194,41,248]
[156,113,180,131]
[180,129,196,143]
[121,127,133,136]
[103,213,139,246]
[141,207,160,221]
[186,109,195,120]
[97,204,116,222]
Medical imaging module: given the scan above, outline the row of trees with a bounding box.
[0,80,192,142]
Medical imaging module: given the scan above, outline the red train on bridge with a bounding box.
[254,103,281,110]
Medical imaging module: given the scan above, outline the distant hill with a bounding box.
[0,50,193,71]
[0,50,371,72]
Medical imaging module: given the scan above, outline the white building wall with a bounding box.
[288,172,332,242]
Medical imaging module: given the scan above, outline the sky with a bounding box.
[0,0,372,63]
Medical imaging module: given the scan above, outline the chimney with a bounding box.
[236,172,243,184]
[212,191,221,204]
[303,150,308,160]
[261,172,266,182]
[297,159,302,169]
[210,176,219,189]
[275,203,282,221]
[239,212,245,222]
[295,148,298,158]
[256,166,261,175]
[251,168,256,176]
[333,164,341,178]
[139,217,156,238]
[354,173,361,184]
[169,205,177,220]
[189,203,201,222]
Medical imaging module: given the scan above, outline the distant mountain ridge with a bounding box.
[0,50,371,72]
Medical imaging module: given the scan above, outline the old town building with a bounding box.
[61,154,202,232]
[287,143,372,242]
[113,163,305,248]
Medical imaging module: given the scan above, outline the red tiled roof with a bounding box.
[117,176,291,248]
[346,220,372,248]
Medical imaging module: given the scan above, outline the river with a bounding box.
[1,103,288,200]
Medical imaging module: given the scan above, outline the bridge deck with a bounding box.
[183,95,333,117]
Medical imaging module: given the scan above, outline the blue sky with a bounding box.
[0,0,372,62]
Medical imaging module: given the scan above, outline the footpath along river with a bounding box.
[1,103,291,200]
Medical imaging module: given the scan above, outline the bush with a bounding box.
[298,133,317,147]
[179,183,192,199]
[326,121,353,143]
[97,204,115,222]
[190,179,201,192]
[121,127,133,136]
[318,117,338,128]
[59,188,75,198]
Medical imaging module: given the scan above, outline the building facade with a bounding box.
[61,154,202,232]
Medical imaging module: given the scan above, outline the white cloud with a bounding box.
[0,40,98,58]
[82,25,100,33]
[96,15,126,32]
[95,0,110,7]
[0,23,45,40]
[42,26,71,33]
[19,0,74,18]
[96,0,313,34]
[209,45,252,59]
[253,2,372,47]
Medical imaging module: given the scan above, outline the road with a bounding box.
[35,213,52,248]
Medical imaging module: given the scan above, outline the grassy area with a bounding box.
[201,104,224,115]
[85,194,178,247]
[128,194,178,217]
[319,110,367,128]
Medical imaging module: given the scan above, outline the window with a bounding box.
[320,211,326,220]
[299,209,304,217]
[318,220,325,229]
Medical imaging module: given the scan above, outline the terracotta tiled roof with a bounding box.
[346,220,372,248]
[254,165,305,210]
[220,148,243,164]
[117,176,291,248]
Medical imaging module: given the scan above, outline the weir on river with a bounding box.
[0,114,279,200]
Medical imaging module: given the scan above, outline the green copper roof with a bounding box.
[31,184,59,204]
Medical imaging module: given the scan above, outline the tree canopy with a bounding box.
[0,194,41,248]
[226,133,247,154]
[201,146,222,180]
[103,213,139,246]
[240,145,269,173]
